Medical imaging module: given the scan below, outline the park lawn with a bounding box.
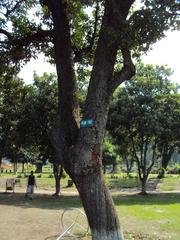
[157,175,180,192]
[114,193,180,240]
[106,173,140,190]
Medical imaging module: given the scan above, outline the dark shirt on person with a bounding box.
[28,175,35,186]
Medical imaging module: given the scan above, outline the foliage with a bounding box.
[0,70,58,167]
[0,67,29,163]
[156,93,180,175]
[18,72,58,164]
[108,63,180,193]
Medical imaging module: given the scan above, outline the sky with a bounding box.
[18,30,180,85]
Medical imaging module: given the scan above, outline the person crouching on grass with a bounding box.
[25,171,37,200]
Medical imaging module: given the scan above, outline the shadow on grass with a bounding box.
[0,191,82,209]
[114,192,180,206]
[0,191,180,210]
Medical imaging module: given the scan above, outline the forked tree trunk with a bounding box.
[46,1,135,239]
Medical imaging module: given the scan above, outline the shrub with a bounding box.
[16,174,22,178]
[110,174,118,179]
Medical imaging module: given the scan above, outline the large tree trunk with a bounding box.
[46,1,135,239]
[75,171,123,240]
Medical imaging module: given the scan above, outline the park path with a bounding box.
[0,201,61,240]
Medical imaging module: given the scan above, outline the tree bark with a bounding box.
[139,176,148,195]
[75,171,123,240]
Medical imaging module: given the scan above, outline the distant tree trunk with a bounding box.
[13,161,18,174]
[123,155,134,176]
[112,163,117,173]
[103,163,107,174]
[22,162,25,173]
[53,163,63,196]
[158,147,174,178]
[35,162,43,173]
[139,175,148,195]
[132,137,157,195]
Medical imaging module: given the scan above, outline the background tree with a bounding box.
[0,67,27,173]
[108,63,179,194]
[17,72,63,195]
[102,134,119,174]
[0,1,180,239]
[157,94,180,178]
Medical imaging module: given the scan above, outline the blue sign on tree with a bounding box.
[80,119,94,128]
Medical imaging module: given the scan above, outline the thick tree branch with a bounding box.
[111,47,135,91]
[0,29,13,40]
[0,28,54,47]
[47,0,79,170]
[112,0,135,18]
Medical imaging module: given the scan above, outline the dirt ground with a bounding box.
[0,177,82,240]
[0,193,68,240]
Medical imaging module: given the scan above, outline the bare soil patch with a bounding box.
[0,192,65,240]
[0,177,80,240]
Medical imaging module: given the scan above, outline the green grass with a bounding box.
[114,193,180,240]
[158,175,180,192]
[106,174,140,189]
